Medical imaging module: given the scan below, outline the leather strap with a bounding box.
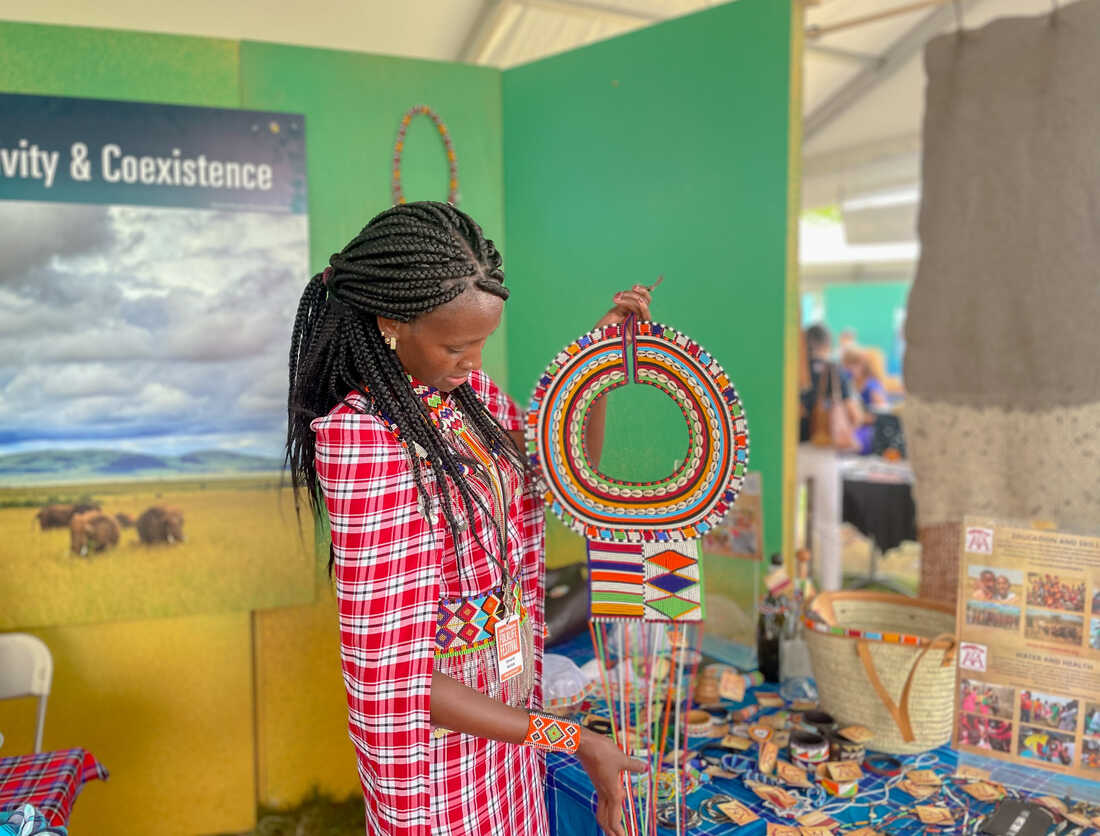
[856,632,956,742]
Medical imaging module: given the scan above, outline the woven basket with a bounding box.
[803,591,957,754]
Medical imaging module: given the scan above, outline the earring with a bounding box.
[385,333,397,351]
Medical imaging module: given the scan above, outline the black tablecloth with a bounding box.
[842,478,916,553]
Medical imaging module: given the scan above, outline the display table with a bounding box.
[0,748,108,826]
[543,634,1069,835]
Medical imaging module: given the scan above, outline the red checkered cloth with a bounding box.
[312,369,548,835]
[0,748,108,826]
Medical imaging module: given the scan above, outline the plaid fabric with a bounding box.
[312,369,547,835]
[0,748,108,826]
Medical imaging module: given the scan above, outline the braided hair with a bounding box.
[285,201,522,573]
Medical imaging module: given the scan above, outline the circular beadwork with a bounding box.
[525,318,749,542]
[391,105,459,206]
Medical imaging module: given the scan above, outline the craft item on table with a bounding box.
[758,740,779,774]
[757,691,785,709]
[779,676,818,705]
[720,669,747,702]
[914,805,954,825]
[1033,796,1067,816]
[720,734,753,751]
[954,764,991,782]
[731,704,759,722]
[906,768,941,786]
[862,754,902,778]
[896,779,938,800]
[656,804,701,830]
[772,731,790,748]
[766,825,800,836]
[789,730,830,765]
[775,759,811,788]
[797,810,839,828]
[717,799,759,825]
[391,105,459,206]
[962,781,1006,802]
[813,762,829,780]
[790,699,818,712]
[821,776,859,797]
[1065,810,1093,828]
[694,671,720,705]
[749,724,774,743]
[838,725,874,744]
[828,734,864,762]
[746,780,800,811]
[825,760,863,782]
[761,712,789,730]
[801,709,836,735]
[698,794,735,823]
[686,709,717,738]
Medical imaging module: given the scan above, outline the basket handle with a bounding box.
[855,632,956,743]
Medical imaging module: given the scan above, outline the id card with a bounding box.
[496,614,524,682]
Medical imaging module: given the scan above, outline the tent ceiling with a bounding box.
[0,0,1066,206]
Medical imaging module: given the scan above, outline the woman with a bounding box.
[285,202,645,835]
[841,348,888,455]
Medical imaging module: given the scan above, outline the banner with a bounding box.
[953,517,1100,781]
[0,93,314,629]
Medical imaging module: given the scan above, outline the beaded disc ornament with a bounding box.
[526,315,749,544]
[391,105,459,206]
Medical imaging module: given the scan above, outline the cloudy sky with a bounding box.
[0,200,308,458]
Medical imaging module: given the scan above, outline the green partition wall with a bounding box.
[502,0,793,623]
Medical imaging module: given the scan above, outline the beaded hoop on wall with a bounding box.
[391,105,459,206]
[525,315,749,543]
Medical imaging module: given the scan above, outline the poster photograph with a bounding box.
[953,517,1100,780]
[0,92,314,629]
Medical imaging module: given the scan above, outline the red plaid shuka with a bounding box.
[0,748,108,826]
[312,370,548,835]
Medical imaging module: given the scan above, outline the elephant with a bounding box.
[137,506,185,545]
[70,511,120,556]
[35,504,74,529]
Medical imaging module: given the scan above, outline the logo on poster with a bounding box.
[965,527,994,555]
[959,642,988,672]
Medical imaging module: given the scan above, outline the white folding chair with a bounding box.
[0,633,53,753]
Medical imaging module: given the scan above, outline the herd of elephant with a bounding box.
[35,502,186,557]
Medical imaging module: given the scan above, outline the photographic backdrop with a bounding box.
[0,92,314,628]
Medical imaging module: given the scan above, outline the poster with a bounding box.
[0,92,314,629]
[703,470,763,560]
[953,517,1100,779]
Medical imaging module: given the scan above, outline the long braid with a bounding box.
[286,201,520,574]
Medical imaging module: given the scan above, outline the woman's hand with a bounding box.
[595,283,654,329]
[575,728,648,836]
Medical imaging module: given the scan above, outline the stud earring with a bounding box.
[385,334,397,351]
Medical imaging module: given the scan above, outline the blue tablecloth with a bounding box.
[543,632,1060,836]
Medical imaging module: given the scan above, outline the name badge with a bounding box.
[496,614,524,682]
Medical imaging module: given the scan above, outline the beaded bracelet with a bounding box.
[524,712,581,753]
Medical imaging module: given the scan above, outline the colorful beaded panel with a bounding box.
[801,616,928,646]
[524,712,581,753]
[391,104,459,206]
[435,585,525,657]
[643,540,703,622]
[525,318,749,542]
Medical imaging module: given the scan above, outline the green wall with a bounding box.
[823,281,909,376]
[502,0,792,596]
